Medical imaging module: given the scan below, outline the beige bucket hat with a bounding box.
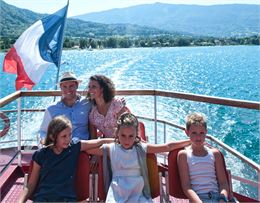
[59,72,82,84]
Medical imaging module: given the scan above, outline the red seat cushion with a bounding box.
[75,152,90,201]
[168,147,187,199]
[147,153,160,198]
[138,122,146,141]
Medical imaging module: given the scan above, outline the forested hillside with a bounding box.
[74,3,260,37]
[0,0,172,39]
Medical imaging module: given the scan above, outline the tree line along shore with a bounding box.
[0,35,259,51]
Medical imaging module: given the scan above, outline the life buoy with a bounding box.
[0,111,10,137]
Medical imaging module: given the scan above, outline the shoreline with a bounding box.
[1,44,259,53]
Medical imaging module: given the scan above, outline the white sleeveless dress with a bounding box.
[105,143,152,203]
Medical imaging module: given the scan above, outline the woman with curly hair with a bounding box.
[87,74,127,139]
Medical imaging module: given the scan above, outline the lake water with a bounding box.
[0,45,259,198]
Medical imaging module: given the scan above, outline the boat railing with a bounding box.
[0,90,259,197]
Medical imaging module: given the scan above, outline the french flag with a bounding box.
[3,3,68,90]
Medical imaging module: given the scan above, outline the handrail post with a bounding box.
[154,94,157,144]
[163,122,166,143]
[17,97,22,166]
[163,122,166,164]
[257,171,260,202]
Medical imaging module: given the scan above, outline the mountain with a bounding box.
[0,0,174,38]
[73,3,260,37]
[0,0,45,37]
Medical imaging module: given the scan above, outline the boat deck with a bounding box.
[1,176,33,203]
[0,148,18,172]
[0,148,188,202]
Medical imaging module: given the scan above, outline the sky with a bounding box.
[3,0,260,17]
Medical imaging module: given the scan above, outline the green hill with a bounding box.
[0,0,174,38]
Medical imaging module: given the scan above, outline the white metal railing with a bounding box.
[17,98,21,166]
[0,89,259,198]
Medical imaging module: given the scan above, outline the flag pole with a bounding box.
[54,0,69,101]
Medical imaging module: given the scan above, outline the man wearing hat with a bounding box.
[39,72,92,142]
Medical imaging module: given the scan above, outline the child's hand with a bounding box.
[120,97,126,106]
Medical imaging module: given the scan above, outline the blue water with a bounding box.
[0,45,259,197]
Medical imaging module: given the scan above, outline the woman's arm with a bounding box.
[89,121,97,139]
[116,106,128,118]
[80,138,113,152]
[18,161,41,203]
[146,139,190,153]
[177,150,202,203]
[212,149,229,198]
[115,97,129,118]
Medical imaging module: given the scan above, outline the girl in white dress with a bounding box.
[88,112,190,203]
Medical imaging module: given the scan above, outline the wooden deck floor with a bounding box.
[1,175,187,203]
[1,166,188,202]
[1,176,32,203]
[0,148,188,202]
